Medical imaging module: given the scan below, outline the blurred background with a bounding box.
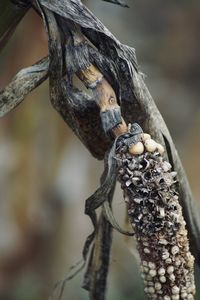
[0,0,200,299]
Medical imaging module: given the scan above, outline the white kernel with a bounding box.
[191,284,196,293]
[129,142,144,155]
[156,143,165,155]
[187,285,194,293]
[149,269,157,277]
[144,247,150,254]
[175,259,181,267]
[159,207,165,218]
[166,258,172,264]
[163,296,171,300]
[159,276,166,283]
[148,287,155,294]
[143,241,149,247]
[159,239,168,245]
[172,295,180,300]
[180,292,187,299]
[144,139,157,152]
[158,267,166,276]
[155,282,162,290]
[172,286,180,294]
[167,265,174,274]
[169,274,175,282]
[148,262,156,269]
[141,133,151,141]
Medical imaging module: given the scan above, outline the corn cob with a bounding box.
[116,126,195,300]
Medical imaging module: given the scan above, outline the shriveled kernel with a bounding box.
[180,229,188,236]
[171,245,179,255]
[144,139,157,152]
[159,238,168,245]
[162,250,170,260]
[129,142,144,155]
[186,254,194,268]
[162,161,172,172]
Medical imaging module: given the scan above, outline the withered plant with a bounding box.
[1,1,200,299]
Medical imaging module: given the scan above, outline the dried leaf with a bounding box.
[0,57,48,117]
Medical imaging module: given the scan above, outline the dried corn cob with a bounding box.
[116,125,195,300]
